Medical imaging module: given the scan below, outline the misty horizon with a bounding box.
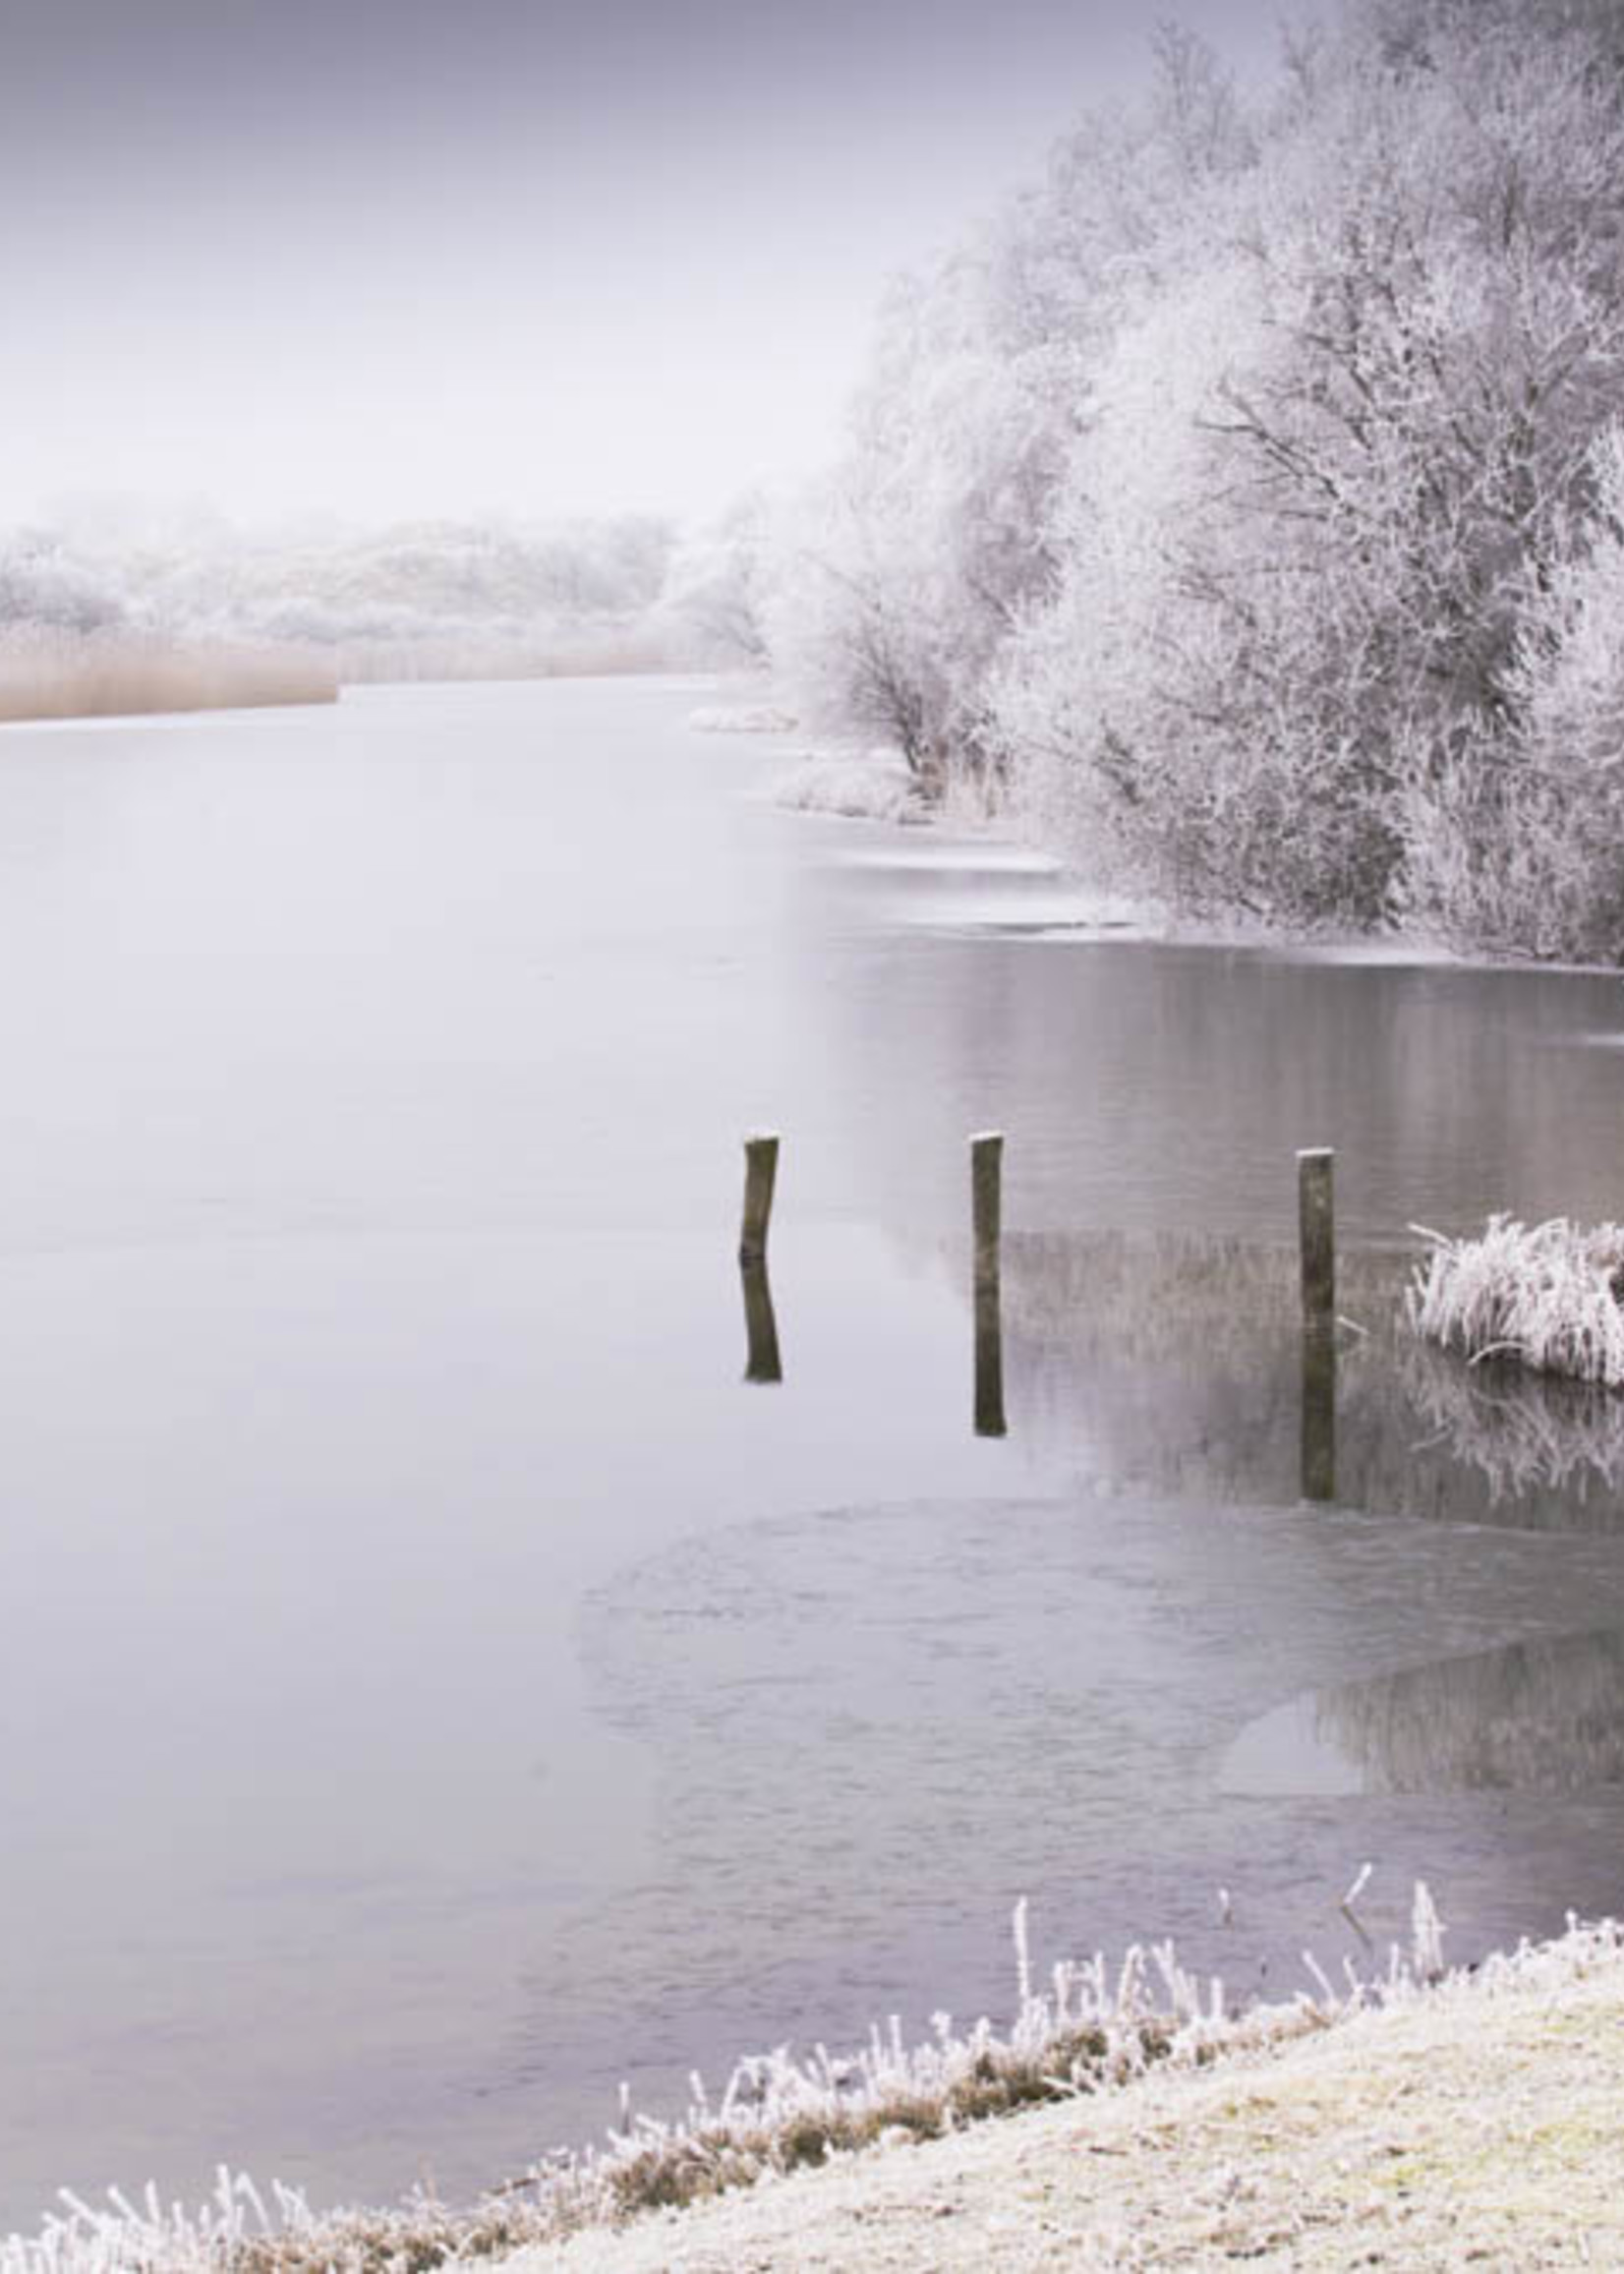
[1,0,1285,530]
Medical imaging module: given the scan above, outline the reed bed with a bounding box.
[0,630,337,723]
[1409,1215,1624,1387]
[0,1885,1469,2274]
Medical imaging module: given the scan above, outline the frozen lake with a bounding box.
[4,676,1624,2227]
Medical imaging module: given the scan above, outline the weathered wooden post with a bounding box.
[972,1132,1007,1438]
[1298,1146,1336,1501]
[739,1133,779,1266]
[972,1132,1004,1296]
[740,1255,783,1385]
[1298,1147,1335,1327]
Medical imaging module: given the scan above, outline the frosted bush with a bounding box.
[769,752,931,824]
[1408,1215,1624,1386]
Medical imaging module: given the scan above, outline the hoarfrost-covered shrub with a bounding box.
[769,752,930,824]
[1409,1214,1624,1385]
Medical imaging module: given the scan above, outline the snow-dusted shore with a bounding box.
[11,1909,1623,2272]
[510,1917,1624,2270]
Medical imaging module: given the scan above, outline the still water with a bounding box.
[3,677,1624,2226]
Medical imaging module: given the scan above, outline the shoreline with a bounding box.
[751,735,1624,983]
[10,1906,1621,2272]
[508,1915,1624,2270]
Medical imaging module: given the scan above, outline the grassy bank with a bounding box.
[10,1892,1620,2273]
[513,1913,1624,2269]
[0,630,338,723]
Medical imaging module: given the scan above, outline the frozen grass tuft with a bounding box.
[770,750,931,824]
[1408,1214,1624,1386]
[0,628,338,723]
[0,1882,1540,2274]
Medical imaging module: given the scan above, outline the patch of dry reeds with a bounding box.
[0,628,337,723]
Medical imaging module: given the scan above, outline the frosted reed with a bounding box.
[3,1879,1577,2274]
[1408,1215,1624,1387]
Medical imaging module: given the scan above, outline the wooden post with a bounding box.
[739,1133,779,1266]
[1298,1147,1335,1328]
[971,1133,1007,1438]
[972,1133,1004,1298]
[740,1255,783,1385]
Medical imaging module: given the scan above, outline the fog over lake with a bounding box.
[3,678,1624,2223]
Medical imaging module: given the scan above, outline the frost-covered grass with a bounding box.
[769,751,931,824]
[2,1885,1475,2274]
[687,701,798,734]
[0,630,337,723]
[1408,1215,1624,1387]
[521,1909,1624,2271]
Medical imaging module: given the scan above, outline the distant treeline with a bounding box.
[756,0,1624,964]
[0,502,771,719]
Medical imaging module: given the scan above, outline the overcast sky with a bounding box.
[0,0,1288,533]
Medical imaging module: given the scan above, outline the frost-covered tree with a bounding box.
[776,0,1624,953]
[0,534,128,634]
[771,25,1257,796]
[770,219,1092,784]
[1401,422,1624,958]
[1202,16,1624,903]
[980,0,1624,948]
[657,492,774,667]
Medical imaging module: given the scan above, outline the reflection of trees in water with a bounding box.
[1314,1629,1624,1793]
[988,1230,1624,1534]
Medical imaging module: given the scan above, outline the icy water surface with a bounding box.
[3,678,1624,2224]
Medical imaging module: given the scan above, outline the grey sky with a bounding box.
[0,0,1288,530]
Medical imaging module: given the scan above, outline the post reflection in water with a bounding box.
[971,1131,1008,1439]
[1301,1321,1336,1502]
[974,1278,1008,1439]
[739,1254,783,1385]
